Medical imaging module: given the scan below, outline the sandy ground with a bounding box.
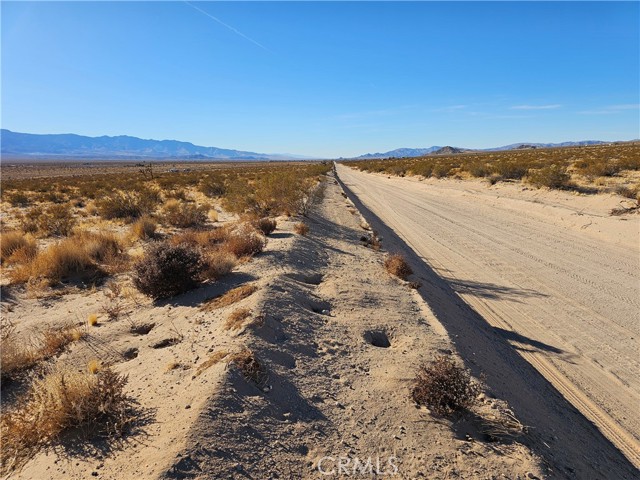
[336,163,640,476]
[3,175,547,479]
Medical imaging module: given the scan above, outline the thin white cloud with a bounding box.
[183,1,271,53]
[510,104,562,110]
[578,104,639,115]
[608,104,639,110]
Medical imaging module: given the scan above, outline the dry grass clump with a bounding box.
[132,242,204,299]
[10,231,126,285]
[161,199,207,228]
[1,231,37,264]
[195,350,229,377]
[228,349,267,386]
[88,313,99,326]
[0,366,132,474]
[384,254,413,280]
[412,356,481,416]
[0,323,84,383]
[201,249,237,281]
[253,217,277,236]
[225,308,252,330]
[202,283,258,310]
[526,164,572,189]
[130,216,157,240]
[294,222,309,235]
[10,238,102,285]
[224,224,266,258]
[75,231,123,263]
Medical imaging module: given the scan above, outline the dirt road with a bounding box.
[336,164,640,473]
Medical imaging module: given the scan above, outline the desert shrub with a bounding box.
[526,165,571,189]
[198,177,226,198]
[574,158,621,178]
[165,188,189,202]
[411,163,434,178]
[138,186,162,211]
[294,222,309,235]
[463,160,490,177]
[486,173,503,185]
[491,159,529,180]
[412,356,481,416]
[1,232,37,264]
[253,170,313,215]
[253,217,277,235]
[615,184,640,201]
[39,204,76,237]
[18,207,42,234]
[224,224,266,258]
[132,242,204,299]
[222,178,258,214]
[618,156,640,171]
[130,216,157,240]
[384,254,412,280]
[432,163,452,179]
[161,199,207,228]
[388,165,407,177]
[0,366,132,474]
[11,238,101,285]
[96,191,148,220]
[7,192,30,207]
[201,249,237,281]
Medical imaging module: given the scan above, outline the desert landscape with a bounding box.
[2,1,639,478]
[1,144,639,479]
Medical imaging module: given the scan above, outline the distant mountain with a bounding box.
[354,147,442,159]
[353,140,609,159]
[0,130,312,160]
[489,140,607,151]
[432,146,468,155]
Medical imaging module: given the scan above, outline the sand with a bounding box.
[3,174,549,479]
[336,163,640,476]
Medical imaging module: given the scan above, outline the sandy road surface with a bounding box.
[337,164,640,472]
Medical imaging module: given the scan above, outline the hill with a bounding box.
[0,129,311,160]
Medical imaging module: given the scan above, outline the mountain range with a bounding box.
[0,129,617,161]
[0,130,312,160]
[352,141,608,159]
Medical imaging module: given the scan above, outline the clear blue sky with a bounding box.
[2,1,638,158]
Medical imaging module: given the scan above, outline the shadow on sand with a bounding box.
[336,169,638,479]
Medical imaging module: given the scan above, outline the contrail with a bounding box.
[183,1,271,53]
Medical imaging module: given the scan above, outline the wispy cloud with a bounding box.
[578,104,639,115]
[183,1,271,53]
[510,104,562,110]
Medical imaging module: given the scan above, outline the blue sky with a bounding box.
[2,1,638,158]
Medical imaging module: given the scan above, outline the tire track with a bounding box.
[337,164,640,471]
